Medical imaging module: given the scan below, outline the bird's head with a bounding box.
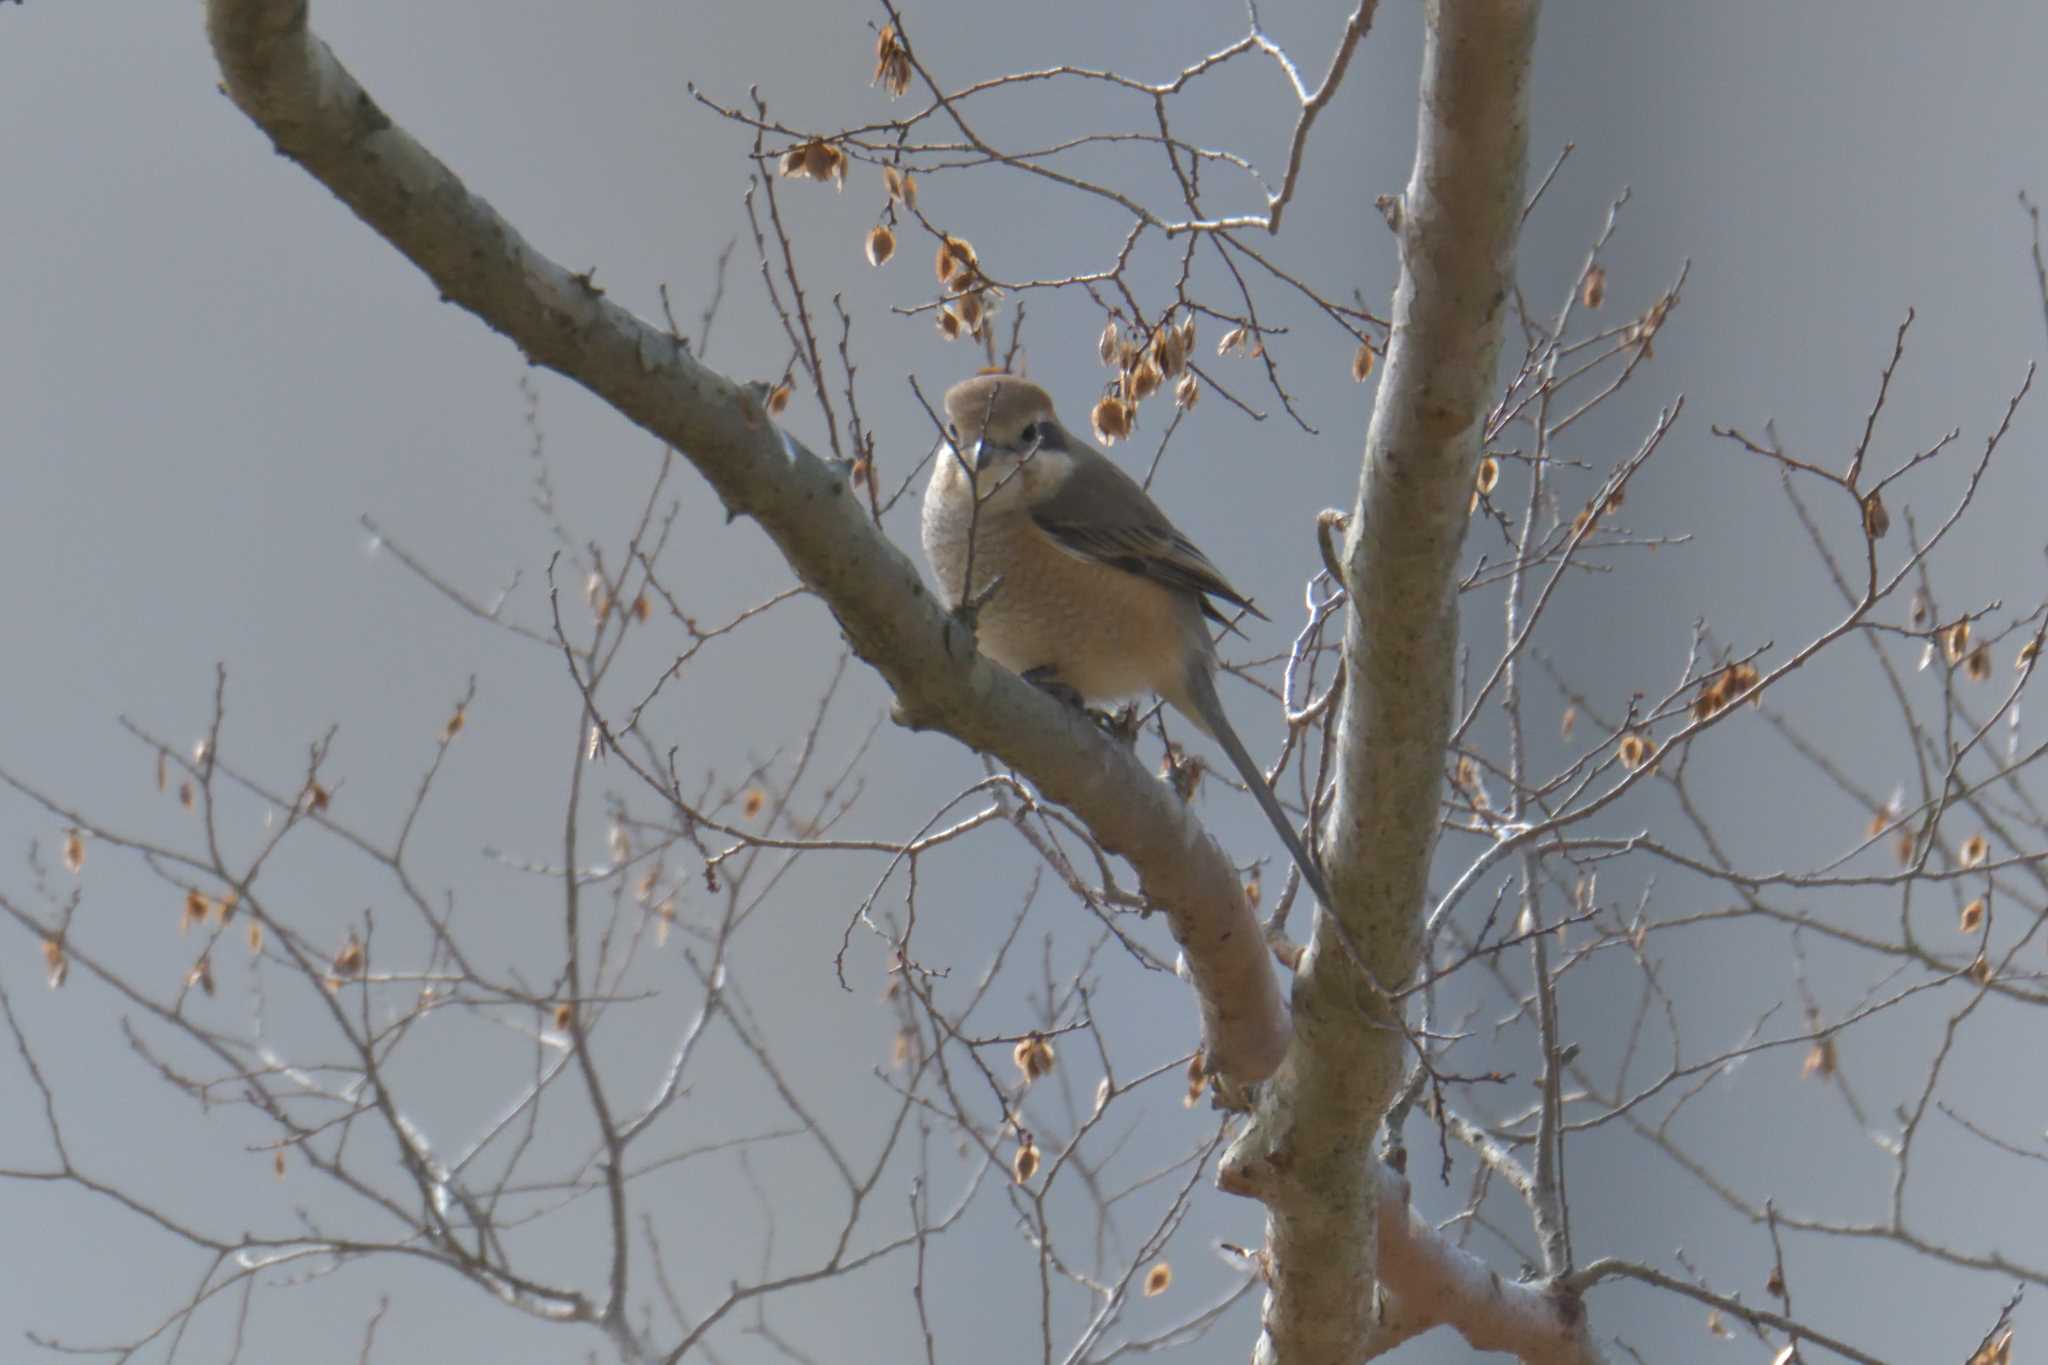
[940,375,1075,499]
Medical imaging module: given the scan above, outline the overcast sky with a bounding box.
[4,3,2047,1361]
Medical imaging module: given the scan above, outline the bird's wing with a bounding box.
[1030,455,1266,623]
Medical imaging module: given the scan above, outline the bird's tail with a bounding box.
[1175,661,1334,909]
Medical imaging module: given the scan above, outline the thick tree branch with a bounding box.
[202,0,1287,1081]
[1373,1169,1599,1364]
[1220,2,1548,1361]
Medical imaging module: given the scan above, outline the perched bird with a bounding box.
[923,373,1331,907]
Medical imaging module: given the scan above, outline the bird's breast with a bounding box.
[922,486,1202,706]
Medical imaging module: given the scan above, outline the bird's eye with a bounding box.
[1020,421,1043,445]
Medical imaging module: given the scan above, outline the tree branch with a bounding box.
[201,0,1288,1081]
[1219,2,1544,1360]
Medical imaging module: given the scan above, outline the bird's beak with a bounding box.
[967,421,1061,472]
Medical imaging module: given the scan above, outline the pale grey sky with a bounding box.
[4,3,2045,1361]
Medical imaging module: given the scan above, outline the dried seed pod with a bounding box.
[1582,264,1607,309]
[1942,620,1972,666]
[1129,355,1164,402]
[1012,1133,1039,1184]
[1090,395,1133,445]
[1351,340,1375,382]
[806,140,847,188]
[1012,1032,1056,1083]
[1802,1036,1837,1078]
[955,289,984,332]
[332,932,366,980]
[1959,898,1986,934]
[933,235,977,288]
[865,223,895,267]
[1154,322,1187,377]
[873,25,913,97]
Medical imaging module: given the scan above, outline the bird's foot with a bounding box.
[1161,743,1205,798]
[1021,665,1087,712]
[1020,668,1139,741]
[1100,703,1143,745]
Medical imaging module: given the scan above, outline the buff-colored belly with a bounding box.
[924,503,1198,705]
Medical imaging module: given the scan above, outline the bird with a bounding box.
[922,372,1332,909]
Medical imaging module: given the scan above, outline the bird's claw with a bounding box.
[1021,665,1086,712]
[1021,668,1128,738]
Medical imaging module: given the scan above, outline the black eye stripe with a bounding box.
[1025,421,1066,448]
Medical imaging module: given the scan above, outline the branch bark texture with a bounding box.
[1218,4,1579,1362]
[203,0,1289,1080]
